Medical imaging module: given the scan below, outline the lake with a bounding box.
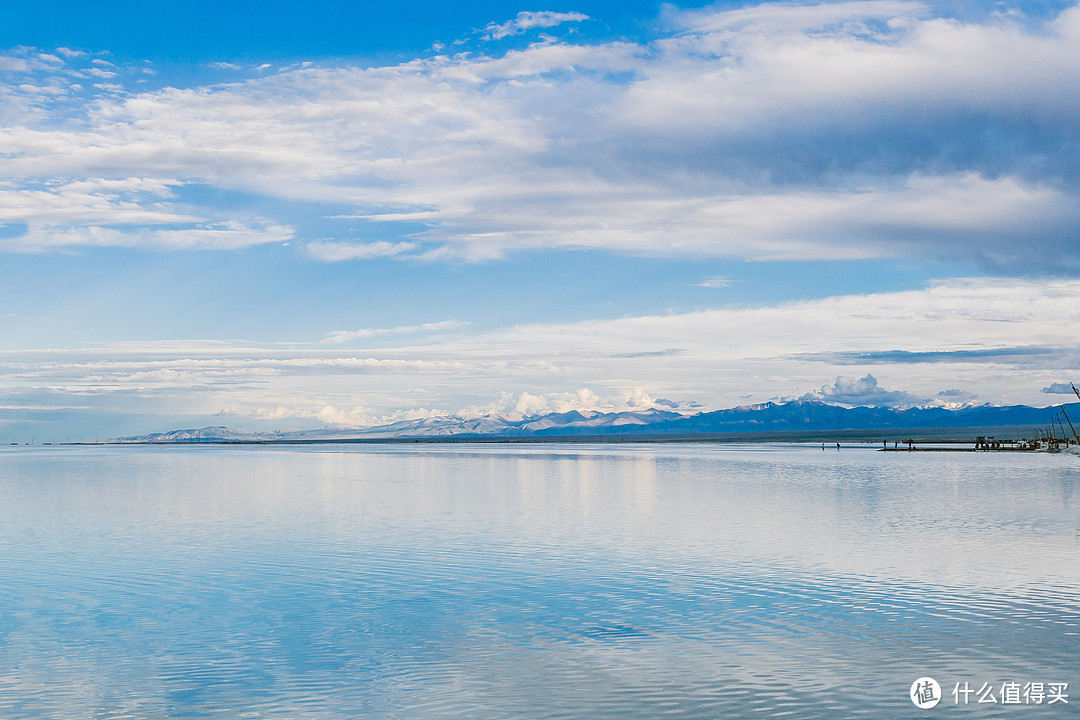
[0,443,1077,718]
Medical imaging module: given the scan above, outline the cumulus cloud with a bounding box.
[804,373,926,407]
[483,11,590,40]
[217,402,446,428]
[461,388,601,417]
[460,386,678,419]
[1042,382,1080,394]
[935,388,979,406]
[515,391,551,416]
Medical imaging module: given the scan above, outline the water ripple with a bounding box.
[0,444,1077,718]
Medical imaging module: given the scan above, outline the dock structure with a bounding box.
[879,434,1069,452]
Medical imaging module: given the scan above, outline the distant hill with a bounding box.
[107,400,1078,444]
[109,426,264,443]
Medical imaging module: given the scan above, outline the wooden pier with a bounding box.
[879,434,1064,452]
[880,446,1033,452]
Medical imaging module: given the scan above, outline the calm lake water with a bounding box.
[0,443,1077,718]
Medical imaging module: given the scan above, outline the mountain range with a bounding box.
[108,399,1078,443]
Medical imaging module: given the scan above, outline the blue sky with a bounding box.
[1,0,1079,439]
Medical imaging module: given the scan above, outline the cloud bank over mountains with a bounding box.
[1,277,1077,437]
[1,1,1079,271]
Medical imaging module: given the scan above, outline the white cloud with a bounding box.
[0,176,298,250]
[936,388,978,407]
[460,386,662,419]
[554,388,603,412]
[1042,382,1079,395]
[0,4,1076,267]
[321,320,469,344]
[669,0,927,35]
[515,391,550,415]
[629,1,1080,133]
[305,240,417,261]
[0,177,189,226]
[803,373,925,407]
[218,401,446,428]
[696,275,731,288]
[625,386,656,409]
[7,220,294,251]
[0,57,31,73]
[483,11,590,40]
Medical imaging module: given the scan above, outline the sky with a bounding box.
[1,0,1079,439]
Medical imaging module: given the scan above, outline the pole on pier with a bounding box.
[1059,405,1080,444]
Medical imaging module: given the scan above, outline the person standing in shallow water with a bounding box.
[836,443,840,450]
